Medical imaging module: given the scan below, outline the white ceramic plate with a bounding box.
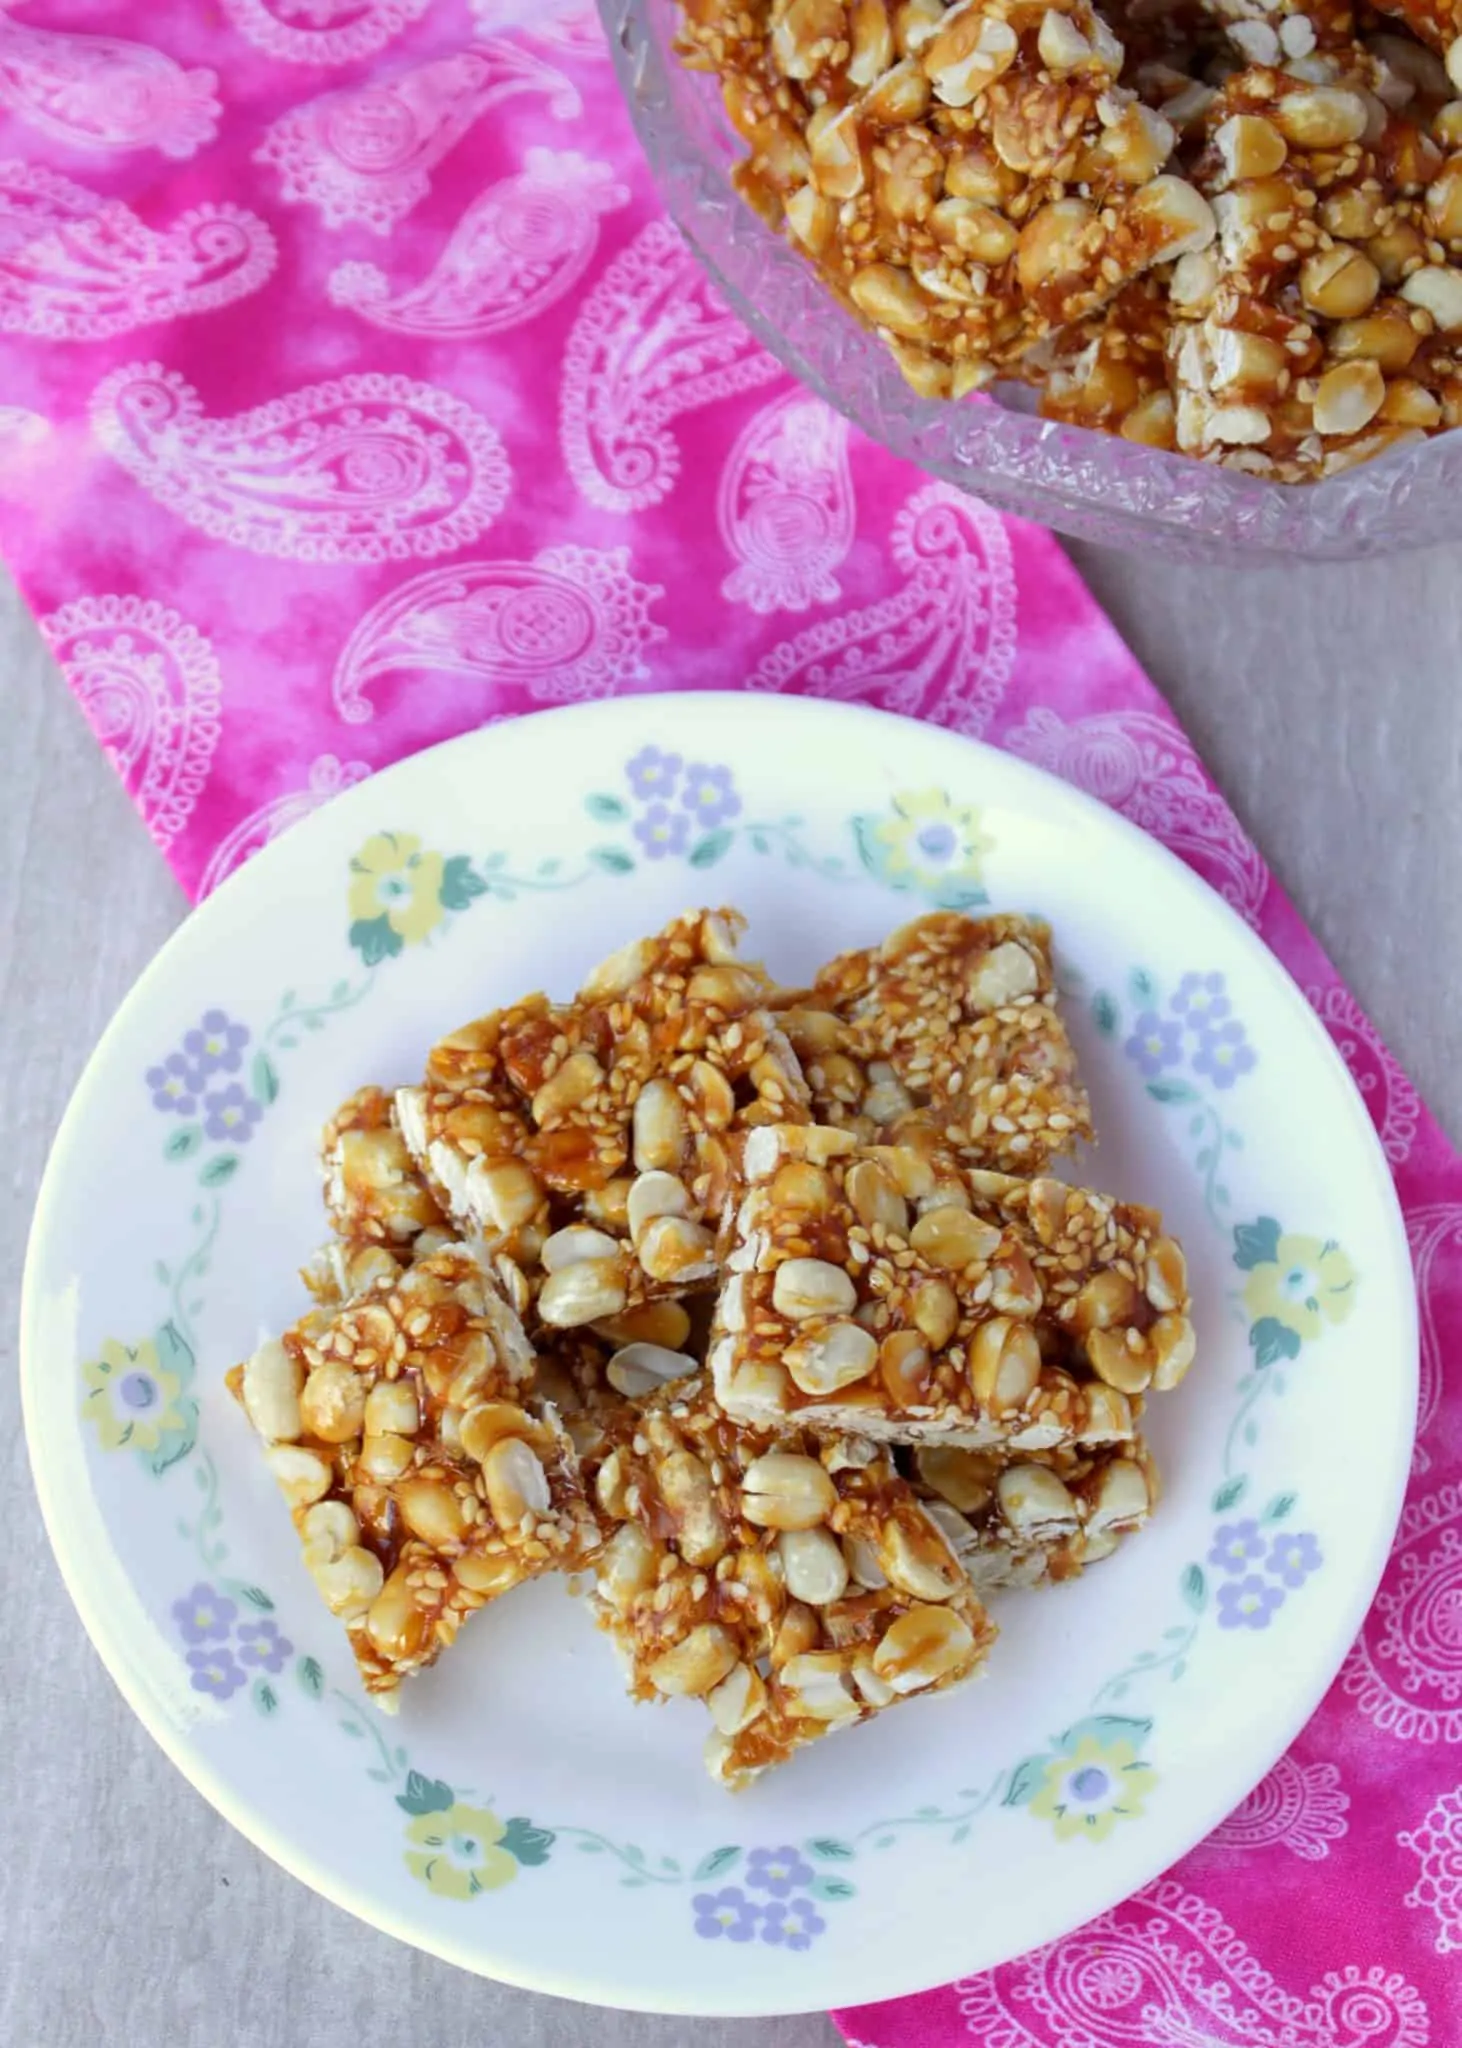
[23,694,1415,2017]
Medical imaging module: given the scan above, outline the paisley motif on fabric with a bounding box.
[559,219,782,513]
[954,1878,1429,2047]
[331,545,665,722]
[1004,704,1270,925]
[1305,982,1420,1167]
[1398,1204,1461,1476]
[1342,1480,1462,1742]
[1400,1784,1462,1955]
[0,161,275,341]
[254,47,580,234]
[198,755,373,898]
[1199,1753,1350,1862]
[0,17,219,159]
[328,149,627,338]
[221,0,432,67]
[745,483,1016,735]
[39,595,223,852]
[90,364,511,564]
[469,0,610,58]
[718,390,854,616]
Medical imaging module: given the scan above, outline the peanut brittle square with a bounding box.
[231,1243,599,1698]
[709,1124,1194,1448]
[397,909,810,1329]
[781,912,1092,1173]
[587,1379,997,1787]
[907,1438,1159,1591]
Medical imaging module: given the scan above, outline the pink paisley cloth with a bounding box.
[0,3,1454,2043]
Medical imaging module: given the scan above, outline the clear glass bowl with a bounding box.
[599,0,1462,561]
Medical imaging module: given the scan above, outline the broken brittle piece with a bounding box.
[709,1124,1194,1448]
[907,1436,1160,1588]
[231,1243,599,1697]
[397,909,809,1329]
[782,911,1092,1172]
[321,1084,449,1250]
[587,1377,997,1786]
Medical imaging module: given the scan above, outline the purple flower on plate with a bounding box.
[759,1897,827,1951]
[1267,1531,1323,1589]
[146,1051,199,1116]
[172,1583,237,1645]
[1209,1520,1266,1574]
[1217,1575,1285,1631]
[1124,1011,1183,1079]
[680,762,742,829]
[626,746,683,801]
[236,1619,294,1672]
[746,1846,815,1898]
[1172,971,1231,1029]
[692,1887,760,1942]
[186,1644,247,1700]
[633,804,690,861]
[203,1084,264,1144]
[182,1009,250,1079]
[1192,1020,1257,1091]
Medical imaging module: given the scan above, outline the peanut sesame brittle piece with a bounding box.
[231,1243,599,1698]
[398,910,809,1330]
[321,1084,449,1250]
[783,911,1091,1172]
[709,1124,1194,1448]
[906,1435,1160,1589]
[587,1378,996,1787]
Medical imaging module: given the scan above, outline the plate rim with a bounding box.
[22,691,1419,2016]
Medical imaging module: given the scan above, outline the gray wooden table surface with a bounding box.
[3,543,1458,2048]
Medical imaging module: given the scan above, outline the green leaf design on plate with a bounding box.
[1091,991,1119,1037]
[145,1404,199,1477]
[440,855,487,912]
[163,1125,203,1162]
[1147,1077,1197,1105]
[1263,1492,1297,1523]
[349,915,402,967]
[1128,968,1157,1004]
[584,792,629,822]
[1211,1475,1248,1512]
[251,1051,279,1106]
[499,1817,554,1867]
[153,1319,195,1388]
[1003,1755,1048,1807]
[806,1837,855,1861]
[1233,1217,1282,1270]
[198,1153,239,1189]
[296,1656,324,1699]
[693,1846,742,1882]
[1058,1714,1153,1752]
[689,828,734,869]
[1181,1563,1207,1612]
[590,846,634,875]
[1251,1316,1301,1369]
[808,1874,857,1902]
[239,1585,274,1612]
[252,1680,278,1717]
[396,1772,455,1817]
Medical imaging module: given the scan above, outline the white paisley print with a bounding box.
[954,1879,1429,2047]
[0,16,219,159]
[746,483,1017,734]
[1341,1481,1462,1743]
[1199,1754,1350,1862]
[39,596,223,852]
[331,547,665,722]
[1400,1785,1462,1955]
[0,160,275,341]
[328,150,628,339]
[90,366,511,564]
[1306,983,1420,1167]
[221,0,432,67]
[718,390,855,615]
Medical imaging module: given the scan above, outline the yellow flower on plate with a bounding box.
[80,1337,185,1453]
[857,789,993,908]
[1028,1735,1158,1844]
[348,833,446,946]
[404,1804,518,1900]
[1244,1235,1357,1342]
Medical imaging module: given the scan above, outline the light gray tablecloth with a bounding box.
[3,544,1458,2048]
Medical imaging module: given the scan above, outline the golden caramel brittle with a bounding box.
[231,1244,598,1697]
[397,910,810,1328]
[786,911,1092,1172]
[586,1377,996,1787]
[709,1124,1194,1448]
[905,1434,1159,1589]
[321,1084,449,1250]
